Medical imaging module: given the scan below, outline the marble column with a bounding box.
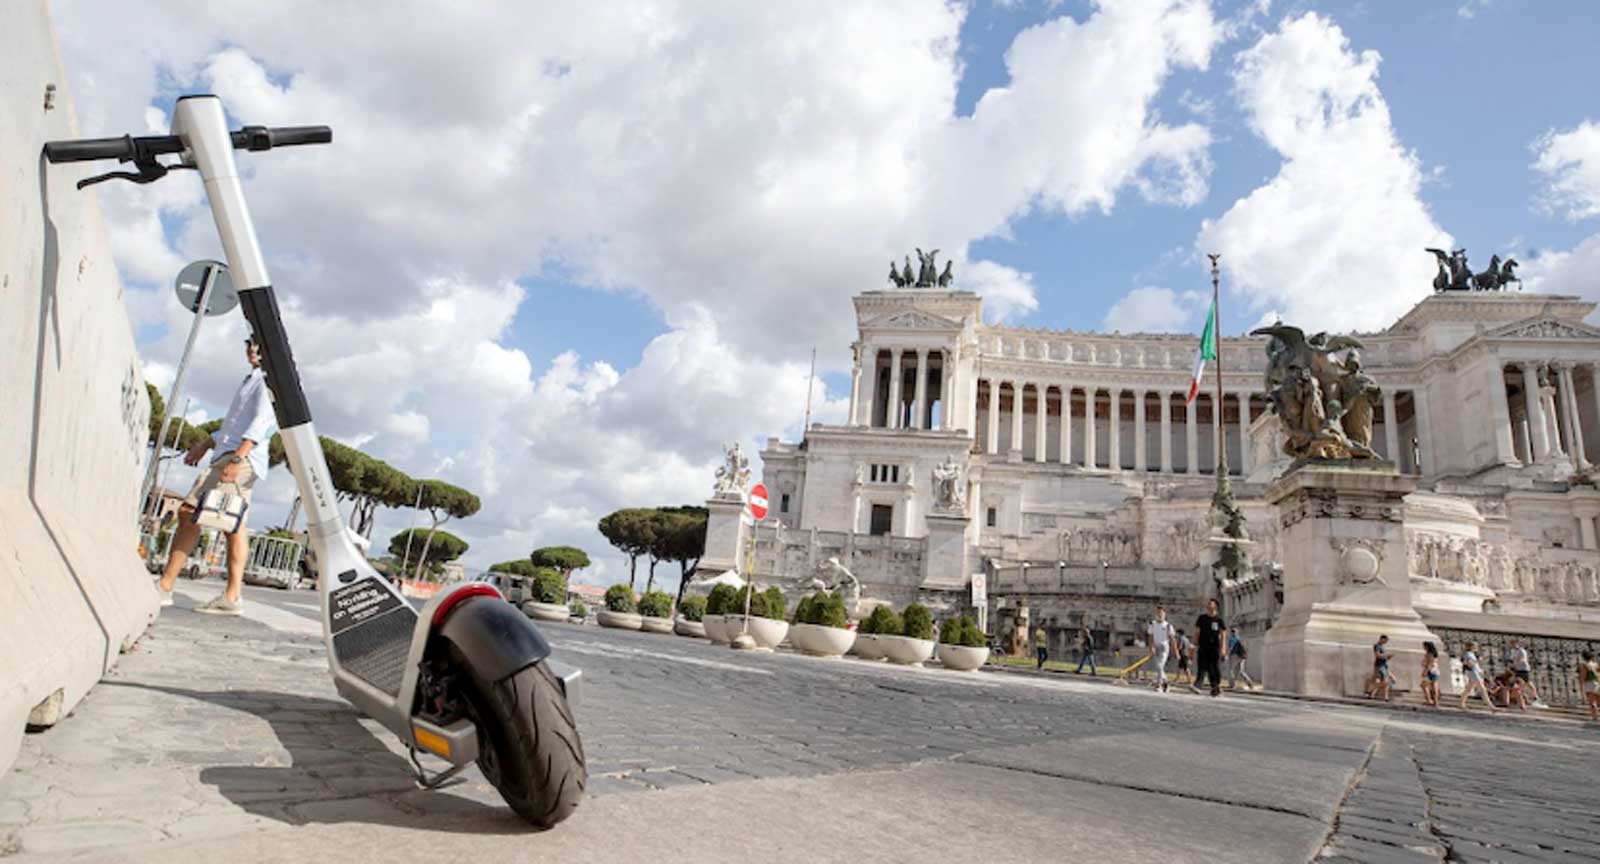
[968,361,981,438]
[849,346,866,426]
[986,378,999,455]
[1159,392,1173,473]
[1592,363,1600,466]
[1521,362,1549,460]
[1106,389,1120,470]
[1010,381,1026,454]
[911,349,929,431]
[1382,390,1400,463]
[1058,386,1073,464]
[1540,372,1565,459]
[1133,390,1147,472]
[887,349,904,430]
[1185,395,1199,476]
[1237,393,1252,476]
[1559,364,1589,468]
[1034,383,1048,462]
[1485,362,1517,465]
[1414,389,1435,476]
[1082,387,1097,469]
[941,350,955,431]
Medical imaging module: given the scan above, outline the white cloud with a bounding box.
[1101,286,1205,333]
[1532,120,1600,221]
[56,0,1223,580]
[1521,234,1600,315]
[1196,12,1451,332]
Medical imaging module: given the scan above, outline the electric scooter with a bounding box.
[45,95,586,828]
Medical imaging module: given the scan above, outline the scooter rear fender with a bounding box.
[429,595,554,686]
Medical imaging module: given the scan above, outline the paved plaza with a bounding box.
[1,580,1596,863]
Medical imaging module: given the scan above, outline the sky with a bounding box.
[52,0,1600,589]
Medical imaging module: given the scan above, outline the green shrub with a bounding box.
[729,585,767,618]
[797,591,847,628]
[705,584,738,616]
[902,603,933,640]
[531,568,568,604]
[861,604,901,636]
[940,615,986,648]
[638,589,673,619]
[569,599,588,619]
[792,593,815,624]
[760,586,786,621]
[604,584,636,613]
[678,594,707,622]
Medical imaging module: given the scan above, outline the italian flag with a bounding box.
[1186,297,1217,406]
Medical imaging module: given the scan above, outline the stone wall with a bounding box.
[0,1,159,775]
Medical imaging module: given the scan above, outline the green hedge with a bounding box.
[569,599,588,618]
[604,584,636,613]
[678,594,707,622]
[859,604,902,636]
[705,584,738,616]
[939,615,986,648]
[902,603,933,640]
[532,568,567,604]
[796,591,847,628]
[638,589,672,619]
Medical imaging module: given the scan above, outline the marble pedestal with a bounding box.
[922,511,970,590]
[1262,462,1441,698]
[700,495,748,578]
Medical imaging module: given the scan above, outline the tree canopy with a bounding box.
[598,508,658,589]
[530,545,590,576]
[488,559,539,578]
[389,528,467,578]
[411,479,482,580]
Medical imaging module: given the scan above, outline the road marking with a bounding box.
[559,640,773,675]
[173,583,321,636]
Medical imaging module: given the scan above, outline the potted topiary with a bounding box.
[852,605,900,661]
[789,590,855,657]
[881,602,936,666]
[674,594,707,638]
[936,614,990,671]
[568,598,588,623]
[521,567,571,622]
[726,585,789,649]
[638,589,674,633]
[597,584,642,630]
[703,584,738,644]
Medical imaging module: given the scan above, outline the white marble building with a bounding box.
[748,281,1600,680]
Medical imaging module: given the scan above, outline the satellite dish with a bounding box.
[173,260,238,317]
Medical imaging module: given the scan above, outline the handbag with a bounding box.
[196,482,249,534]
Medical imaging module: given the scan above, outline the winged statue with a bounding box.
[1250,323,1380,461]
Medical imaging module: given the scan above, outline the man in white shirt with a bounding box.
[1147,604,1176,692]
[154,336,277,615]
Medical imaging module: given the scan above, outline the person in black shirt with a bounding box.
[1193,598,1228,697]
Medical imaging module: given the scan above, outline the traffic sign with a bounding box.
[747,483,769,521]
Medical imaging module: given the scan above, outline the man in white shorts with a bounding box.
[1147,604,1176,692]
[153,336,277,615]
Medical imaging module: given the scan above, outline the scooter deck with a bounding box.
[328,578,418,697]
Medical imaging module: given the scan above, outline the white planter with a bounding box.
[880,635,935,666]
[640,615,674,634]
[852,633,885,661]
[522,601,570,623]
[726,615,788,649]
[674,618,706,638]
[936,643,990,671]
[597,610,643,630]
[791,623,855,657]
[703,614,730,644]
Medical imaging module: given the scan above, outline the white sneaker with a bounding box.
[194,594,242,616]
[152,579,174,607]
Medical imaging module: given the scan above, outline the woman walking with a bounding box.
[1420,641,1441,707]
[1458,641,1497,712]
[1580,649,1600,723]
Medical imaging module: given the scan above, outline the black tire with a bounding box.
[461,659,586,828]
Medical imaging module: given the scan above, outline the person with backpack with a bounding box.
[1227,631,1254,690]
[1075,623,1097,676]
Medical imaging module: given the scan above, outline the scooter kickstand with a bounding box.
[408,745,469,790]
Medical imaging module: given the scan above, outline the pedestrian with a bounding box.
[153,336,277,615]
[1193,598,1228,697]
[1227,631,1254,690]
[1458,641,1496,711]
[1034,625,1049,670]
[1176,629,1194,685]
[1075,624,1098,676]
[1489,670,1528,711]
[1509,639,1543,707]
[1580,649,1600,722]
[1147,605,1176,692]
[1420,641,1441,707]
[1368,635,1395,702]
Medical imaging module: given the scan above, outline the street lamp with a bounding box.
[1057,560,1066,591]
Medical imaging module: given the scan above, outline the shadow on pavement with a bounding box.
[107,682,535,835]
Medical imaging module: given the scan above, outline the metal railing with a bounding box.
[241,534,305,589]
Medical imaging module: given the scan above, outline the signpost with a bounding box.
[971,571,988,636]
[732,482,770,650]
[747,483,769,521]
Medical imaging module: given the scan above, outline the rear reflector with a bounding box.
[431,583,501,627]
[413,724,451,759]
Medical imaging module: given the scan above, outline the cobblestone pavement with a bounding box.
[1,581,1596,862]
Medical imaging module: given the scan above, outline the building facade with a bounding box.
[746,281,1600,688]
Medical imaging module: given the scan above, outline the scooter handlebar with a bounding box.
[43,126,332,164]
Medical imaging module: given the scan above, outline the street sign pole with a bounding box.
[732,482,769,651]
[139,264,223,524]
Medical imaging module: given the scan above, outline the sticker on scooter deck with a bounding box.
[329,579,417,696]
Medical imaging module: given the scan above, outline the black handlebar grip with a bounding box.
[43,134,185,163]
[231,125,332,151]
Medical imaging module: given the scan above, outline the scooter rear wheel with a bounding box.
[462,659,586,828]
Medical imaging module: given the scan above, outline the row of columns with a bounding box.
[852,347,953,431]
[1502,360,1597,470]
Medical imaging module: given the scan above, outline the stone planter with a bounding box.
[936,643,989,671]
[790,623,855,657]
[522,601,570,623]
[640,615,673,634]
[851,633,885,661]
[597,610,643,630]
[726,615,788,649]
[703,614,730,644]
[880,634,935,666]
[674,618,706,638]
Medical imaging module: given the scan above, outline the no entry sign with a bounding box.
[747,483,769,521]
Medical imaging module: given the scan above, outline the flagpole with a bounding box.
[1209,253,1227,481]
